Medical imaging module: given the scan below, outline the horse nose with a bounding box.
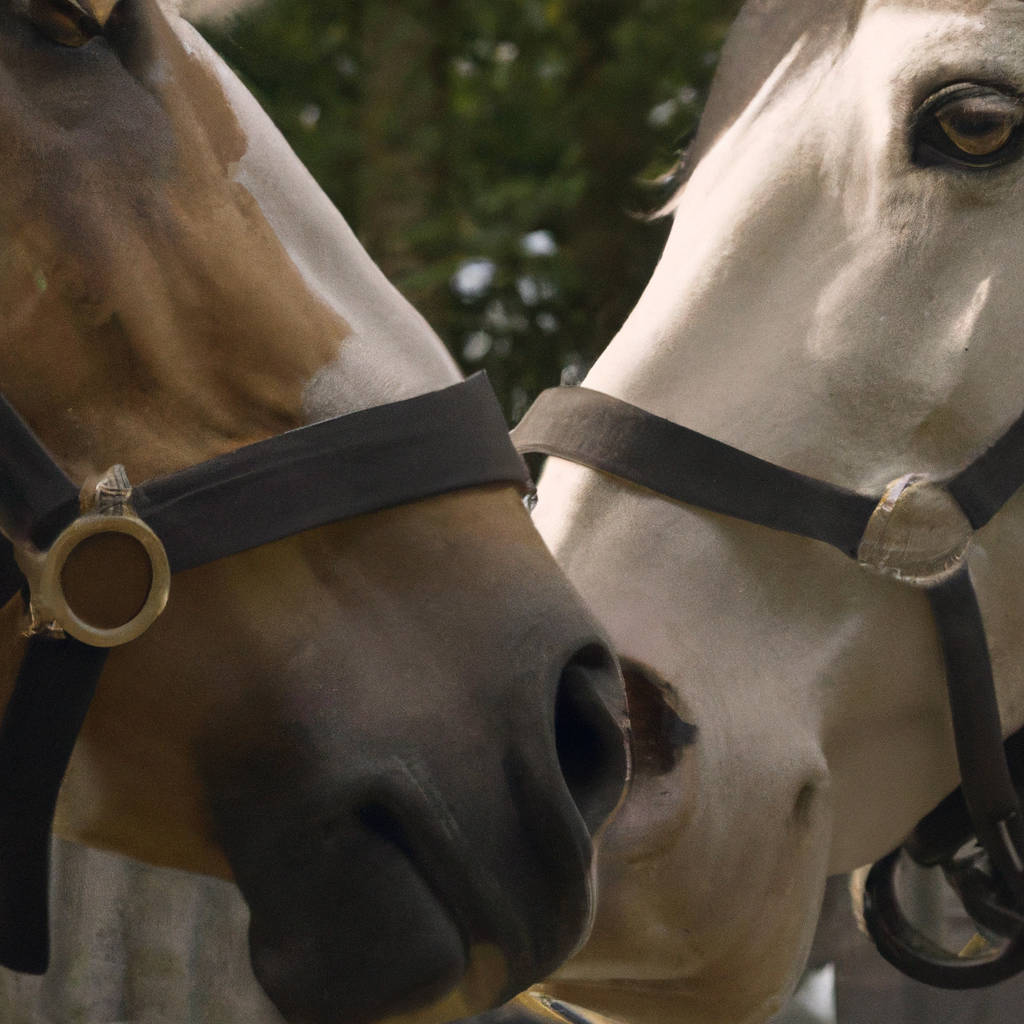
[554,643,630,836]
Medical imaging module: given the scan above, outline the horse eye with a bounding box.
[913,84,1024,169]
[21,0,114,47]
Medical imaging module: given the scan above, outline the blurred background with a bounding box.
[199,0,739,421]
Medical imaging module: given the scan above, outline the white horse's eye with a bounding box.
[913,84,1024,169]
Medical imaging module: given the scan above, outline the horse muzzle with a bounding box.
[197,611,628,1024]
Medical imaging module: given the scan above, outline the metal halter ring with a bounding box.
[857,474,974,587]
[861,849,1024,988]
[15,467,171,648]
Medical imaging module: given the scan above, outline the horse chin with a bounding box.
[232,777,589,1024]
[540,831,826,1024]
[247,890,472,1024]
[376,945,510,1024]
[536,976,798,1024]
[241,817,517,1024]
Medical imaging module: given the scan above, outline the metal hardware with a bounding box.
[14,466,170,648]
[857,474,974,586]
[862,849,1024,988]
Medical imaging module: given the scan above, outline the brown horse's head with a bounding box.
[0,2,629,1021]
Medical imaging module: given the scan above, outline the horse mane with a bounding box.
[660,0,865,211]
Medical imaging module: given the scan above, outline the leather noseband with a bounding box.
[0,371,530,974]
[514,384,1024,989]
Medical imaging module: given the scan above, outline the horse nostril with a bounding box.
[554,644,630,836]
[621,660,697,777]
[358,801,418,864]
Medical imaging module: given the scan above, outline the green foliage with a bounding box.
[202,0,736,420]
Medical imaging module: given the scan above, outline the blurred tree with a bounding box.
[203,0,739,420]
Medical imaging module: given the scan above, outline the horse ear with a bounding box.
[675,0,864,193]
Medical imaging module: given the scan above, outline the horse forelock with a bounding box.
[664,0,866,209]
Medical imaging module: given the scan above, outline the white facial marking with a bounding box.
[169,20,461,420]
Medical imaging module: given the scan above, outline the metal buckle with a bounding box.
[15,466,170,647]
[857,474,974,587]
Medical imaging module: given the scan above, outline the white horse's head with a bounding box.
[533,0,1024,1020]
[0,1,630,1021]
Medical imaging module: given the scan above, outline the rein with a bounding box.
[0,371,531,975]
[513,384,1024,989]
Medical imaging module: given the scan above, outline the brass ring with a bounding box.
[38,513,170,647]
[857,474,974,587]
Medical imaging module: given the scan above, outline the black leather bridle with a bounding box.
[514,384,1024,989]
[0,371,532,976]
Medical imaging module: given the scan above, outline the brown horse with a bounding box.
[0,0,629,1021]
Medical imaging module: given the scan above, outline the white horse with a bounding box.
[0,0,629,1020]
[526,0,1024,1021]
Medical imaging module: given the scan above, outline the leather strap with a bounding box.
[927,570,1024,896]
[907,727,1024,867]
[135,372,529,571]
[0,637,108,973]
[0,536,24,611]
[0,372,527,974]
[512,386,877,557]
[0,373,529,580]
[948,411,1024,530]
[0,373,528,590]
[0,396,79,551]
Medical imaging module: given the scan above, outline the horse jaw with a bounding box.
[535,2,1024,1022]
